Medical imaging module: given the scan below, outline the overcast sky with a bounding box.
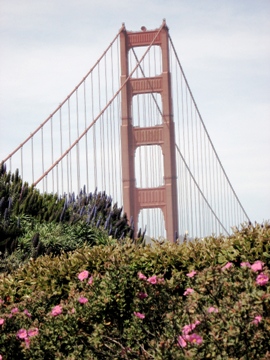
[0,0,269,224]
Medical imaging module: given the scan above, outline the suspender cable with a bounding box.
[111,43,117,200]
[194,108,202,235]
[181,73,189,233]
[56,163,59,194]
[66,153,70,196]
[90,72,97,188]
[116,35,122,203]
[9,158,12,175]
[50,117,54,193]
[68,98,72,194]
[97,62,104,191]
[83,80,89,193]
[41,127,45,192]
[76,89,80,194]
[189,99,194,232]
[31,136,34,184]
[59,107,63,192]
[104,52,111,195]
[20,147,23,182]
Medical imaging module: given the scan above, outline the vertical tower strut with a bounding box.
[120,21,178,242]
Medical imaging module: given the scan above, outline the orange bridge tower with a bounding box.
[120,21,178,242]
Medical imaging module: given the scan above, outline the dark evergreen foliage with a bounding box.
[0,162,143,272]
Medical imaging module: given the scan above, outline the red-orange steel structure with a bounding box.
[120,21,179,242]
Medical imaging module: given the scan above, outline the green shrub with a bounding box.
[0,223,270,359]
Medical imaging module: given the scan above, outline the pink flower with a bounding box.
[138,272,147,280]
[0,318,4,326]
[187,333,203,345]
[240,262,251,268]
[184,288,194,296]
[11,307,19,314]
[256,273,269,286]
[23,309,32,318]
[207,306,219,313]
[177,335,187,348]
[251,260,264,272]
[138,292,148,299]
[0,298,4,304]
[70,307,76,314]
[134,312,145,319]
[178,332,203,347]
[221,262,233,271]
[184,325,193,334]
[182,324,195,335]
[147,275,158,284]
[88,275,93,285]
[252,315,262,325]
[0,354,2,360]
[78,270,89,281]
[17,328,28,339]
[28,328,39,337]
[182,321,201,335]
[78,296,88,304]
[186,270,197,278]
[51,305,62,316]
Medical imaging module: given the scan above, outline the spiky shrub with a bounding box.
[0,223,269,359]
[0,163,66,222]
[59,188,138,240]
[0,163,66,260]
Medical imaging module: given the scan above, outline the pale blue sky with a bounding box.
[0,0,269,224]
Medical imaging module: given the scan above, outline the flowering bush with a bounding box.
[0,222,269,359]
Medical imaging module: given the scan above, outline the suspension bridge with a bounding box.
[1,20,250,242]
